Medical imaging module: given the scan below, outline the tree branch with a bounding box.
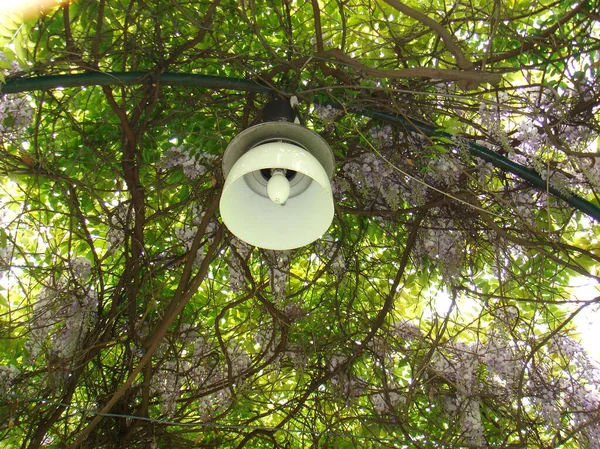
[311,0,324,53]
[321,48,501,88]
[474,0,589,67]
[380,0,474,71]
[164,0,221,66]
[69,192,223,448]
[101,84,146,336]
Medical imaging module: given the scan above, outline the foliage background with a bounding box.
[1,0,600,448]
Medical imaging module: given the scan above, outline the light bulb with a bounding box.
[267,170,290,205]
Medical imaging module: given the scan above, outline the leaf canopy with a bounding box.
[0,0,600,448]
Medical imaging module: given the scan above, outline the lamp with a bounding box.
[220,100,335,250]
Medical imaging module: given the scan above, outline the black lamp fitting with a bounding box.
[262,98,296,123]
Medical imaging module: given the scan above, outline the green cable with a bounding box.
[3,71,599,221]
[1,71,272,94]
[367,110,600,221]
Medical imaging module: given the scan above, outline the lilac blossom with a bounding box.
[198,389,231,421]
[0,53,33,135]
[51,287,98,360]
[0,242,13,268]
[371,390,405,415]
[425,320,600,448]
[509,189,548,224]
[71,257,91,280]
[0,365,19,397]
[329,353,349,391]
[27,277,98,365]
[426,154,464,189]
[159,146,217,180]
[152,360,182,417]
[256,326,276,360]
[0,52,21,75]
[266,250,292,299]
[313,104,343,124]
[314,235,345,274]
[228,237,251,292]
[336,152,404,209]
[189,337,218,387]
[226,341,251,376]
[431,343,485,446]
[0,95,33,138]
[478,103,512,152]
[106,201,134,250]
[483,324,521,393]
[415,217,465,277]
[282,301,307,323]
[515,120,545,159]
[548,336,600,445]
[474,156,495,184]
[370,125,394,146]
[576,157,600,188]
[175,215,218,267]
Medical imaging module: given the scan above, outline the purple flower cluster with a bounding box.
[51,287,97,361]
[415,217,464,277]
[577,157,600,188]
[228,237,251,293]
[0,365,19,398]
[314,235,345,274]
[515,120,545,159]
[0,242,13,268]
[255,327,276,360]
[27,274,98,366]
[371,391,405,415]
[336,152,402,209]
[370,125,394,146]
[106,201,135,250]
[175,227,202,267]
[159,146,217,179]
[478,103,512,152]
[482,315,522,394]
[474,156,495,185]
[175,207,218,267]
[71,257,91,280]
[151,360,182,417]
[198,389,231,421]
[313,104,343,124]
[431,342,485,445]
[227,341,251,376]
[427,312,600,447]
[0,52,21,75]
[0,95,33,136]
[477,88,600,200]
[426,154,464,189]
[266,250,292,298]
[0,53,32,137]
[509,189,546,224]
[548,335,600,445]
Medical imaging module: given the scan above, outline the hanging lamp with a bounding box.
[220,99,335,250]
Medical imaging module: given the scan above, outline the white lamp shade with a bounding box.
[220,141,334,250]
